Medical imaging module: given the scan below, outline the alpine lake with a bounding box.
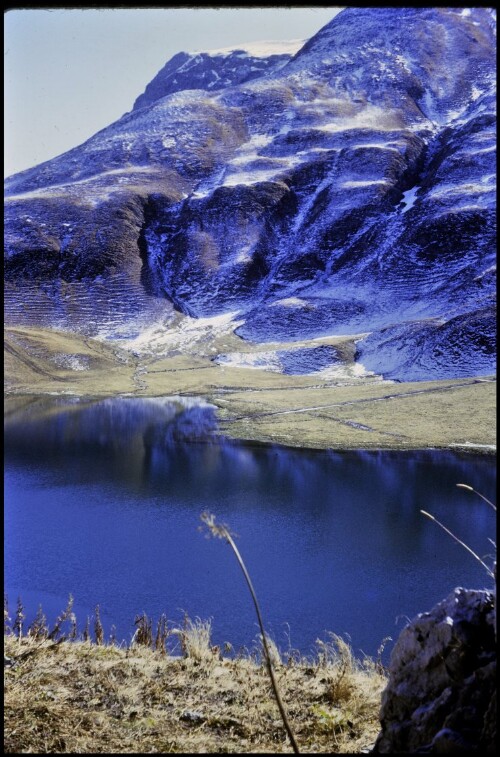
[4,394,496,663]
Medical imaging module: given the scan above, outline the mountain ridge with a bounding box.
[4,6,496,382]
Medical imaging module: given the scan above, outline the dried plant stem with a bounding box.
[201,512,299,754]
[456,483,496,511]
[420,510,494,579]
[225,530,299,753]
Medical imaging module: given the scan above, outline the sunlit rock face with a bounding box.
[4,7,496,378]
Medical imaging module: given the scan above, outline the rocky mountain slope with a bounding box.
[132,40,302,111]
[4,7,496,381]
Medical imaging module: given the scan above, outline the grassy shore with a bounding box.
[4,625,386,754]
[4,324,496,452]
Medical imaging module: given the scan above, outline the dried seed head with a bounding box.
[199,511,236,540]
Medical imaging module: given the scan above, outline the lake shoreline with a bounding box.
[3,387,497,457]
[4,323,497,455]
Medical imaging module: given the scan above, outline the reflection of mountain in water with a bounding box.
[4,397,220,493]
[4,396,496,510]
[4,7,496,382]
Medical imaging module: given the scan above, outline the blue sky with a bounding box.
[4,7,342,177]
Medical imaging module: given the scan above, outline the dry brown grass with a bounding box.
[4,624,385,754]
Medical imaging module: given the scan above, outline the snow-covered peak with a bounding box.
[197,38,306,58]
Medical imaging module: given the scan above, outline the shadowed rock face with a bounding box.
[4,7,496,379]
[374,587,496,754]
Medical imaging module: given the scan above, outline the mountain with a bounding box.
[4,7,496,380]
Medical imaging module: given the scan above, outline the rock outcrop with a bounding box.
[132,44,296,112]
[374,587,496,754]
[4,7,496,380]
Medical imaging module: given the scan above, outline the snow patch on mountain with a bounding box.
[198,39,306,58]
[122,311,243,356]
[400,186,421,214]
[214,343,379,381]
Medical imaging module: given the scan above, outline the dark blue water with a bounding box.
[4,396,496,661]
